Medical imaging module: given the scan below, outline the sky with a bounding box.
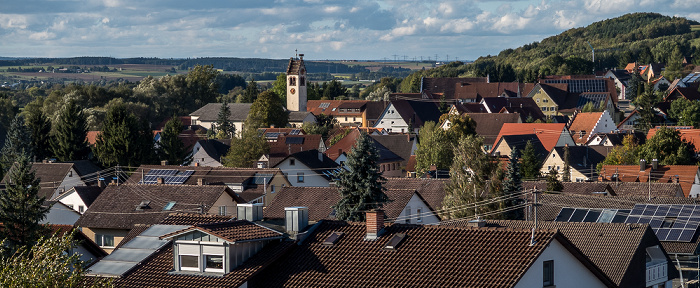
[1,0,699,61]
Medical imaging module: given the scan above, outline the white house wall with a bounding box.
[51,168,86,200]
[41,203,81,225]
[373,104,410,133]
[394,193,440,225]
[586,111,616,144]
[514,239,607,288]
[58,190,89,214]
[190,142,223,167]
[276,158,331,187]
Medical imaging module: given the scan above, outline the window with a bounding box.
[543,99,549,103]
[271,185,275,193]
[79,205,85,213]
[405,206,411,224]
[180,255,199,271]
[417,208,422,223]
[290,159,295,166]
[96,234,114,248]
[297,173,304,183]
[219,206,227,216]
[289,77,296,86]
[204,255,224,272]
[543,260,554,286]
[67,204,74,210]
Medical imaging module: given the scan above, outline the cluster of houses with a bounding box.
[5,55,700,287]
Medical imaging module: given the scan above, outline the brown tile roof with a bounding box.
[600,164,700,197]
[265,187,339,221]
[568,112,604,145]
[453,82,535,100]
[421,77,488,99]
[609,182,684,198]
[369,134,415,168]
[465,113,521,145]
[1,162,73,199]
[61,185,104,207]
[75,184,242,230]
[478,220,677,287]
[86,131,100,145]
[189,103,252,122]
[113,240,294,288]
[159,212,234,226]
[493,123,568,152]
[523,181,613,196]
[306,100,368,116]
[251,221,612,287]
[325,129,402,162]
[161,220,284,242]
[267,134,323,163]
[127,165,284,186]
[647,126,700,153]
[384,178,447,211]
[389,99,442,128]
[405,155,416,172]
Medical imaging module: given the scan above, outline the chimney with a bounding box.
[195,162,200,167]
[97,180,105,188]
[237,203,264,221]
[161,160,169,166]
[197,178,205,186]
[467,219,486,228]
[430,164,437,171]
[318,150,323,162]
[285,207,309,233]
[157,177,164,184]
[365,209,384,240]
[652,159,658,170]
[639,159,646,172]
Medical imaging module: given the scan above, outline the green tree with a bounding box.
[23,100,52,161]
[637,126,695,165]
[501,148,524,220]
[415,121,453,175]
[626,69,642,101]
[0,115,34,177]
[271,73,287,104]
[213,99,235,139]
[442,135,503,220]
[186,64,220,109]
[562,145,571,182]
[0,154,49,251]
[221,128,269,168]
[664,46,684,80]
[520,140,541,180]
[51,101,89,162]
[633,88,662,132]
[322,80,347,100]
[597,134,640,172]
[243,79,259,103]
[669,98,700,127]
[439,113,477,142]
[246,90,288,130]
[94,104,153,167]
[158,117,192,166]
[0,230,112,288]
[332,132,389,221]
[546,169,563,192]
[301,113,337,139]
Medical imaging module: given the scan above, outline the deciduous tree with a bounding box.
[221,128,269,168]
[246,91,288,130]
[158,116,192,166]
[415,121,453,175]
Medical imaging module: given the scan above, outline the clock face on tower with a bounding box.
[290,88,296,94]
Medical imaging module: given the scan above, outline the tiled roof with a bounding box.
[193,139,231,164]
[161,220,284,242]
[465,113,521,146]
[75,184,242,230]
[370,134,415,167]
[325,129,402,162]
[127,165,283,186]
[265,187,339,221]
[498,134,548,159]
[267,134,323,164]
[421,77,488,99]
[568,112,604,145]
[493,123,567,152]
[522,181,613,196]
[251,221,611,287]
[536,83,569,105]
[478,220,677,287]
[384,178,447,211]
[453,82,535,100]
[608,182,684,198]
[280,149,339,180]
[600,164,700,197]
[189,103,252,122]
[647,126,700,153]
[113,240,294,288]
[1,162,73,199]
[549,146,607,175]
[69,185,104,207]
[65,160,101,178]
[159,212,234,226]
[306,100,368,116]
[389,99,442,128]
[288,111,314,122]
[237,185,265,203]
[86,131,100,145]
[286,57,305,75]
[405,155,416,172]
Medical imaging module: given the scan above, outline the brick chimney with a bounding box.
[157,177,164,184]
[195,162,200,167]
[365,209,384,240]
[197,178,205,186]
[161,160,169,166]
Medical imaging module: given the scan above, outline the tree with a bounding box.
[0,154,49,251]
[0,115,34,177]
[442,135,503,220]
[321,80,347,99]
[439,113,477,142]
[520,140,541,180]
[637,126,695,165]
[332,132,389,221]
[669,98,700,127]
[23,100,52,161]
[221,128,269,168]
[271,73,287,104]
[626,69,642,101]
[546,169,563,192]
[301,113,337,139]
[500,148,524,220]
[414,121,453,175]
[664,46,684,80]
[213,99,235,139]
[246,90,288,130]
[562,145,571,182]
[158,117,192,166]
[597,134,639,172]
[242,79,259,103]
[94,104,153,167]
[0,230,112,287]
[633,88,662,132]
[51,100,89,162]
[185,64,220,109]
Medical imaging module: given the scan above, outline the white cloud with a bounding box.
[29,30,55,40]
[0,14,28,29]
[492,14,531,33]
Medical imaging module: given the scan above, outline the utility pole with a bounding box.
[530,188,538,246]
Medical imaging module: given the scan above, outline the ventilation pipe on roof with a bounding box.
[161,160,169,166]
[285,207,309,234]
[639,159,646,172]
[237,203,263,221]
[156,177,164,184]
[652,159,658,170]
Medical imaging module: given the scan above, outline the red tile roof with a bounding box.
[453,82,535,100]
[568,112,604,144]
[86,131,100,145]
[647,126,700,153]
[600,164,700,197]
[493,123,568,152]
[307,100,368,116]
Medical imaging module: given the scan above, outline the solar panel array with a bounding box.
[285,137,304,144]
[544,79,608,93]
[265,132,281,139]
[290,129,301,135]
[253,173,274,185]
[318,103,330,108]
[555,208,630,223]
[140,169,195,185]
[624,204,700,242]
[682,73,700,84]
[576,93,608,110]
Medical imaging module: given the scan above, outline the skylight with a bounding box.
[322,232,344,245]
[163,201,176,211]
[384,233,406,250]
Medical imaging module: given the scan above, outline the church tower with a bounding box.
[286,53,307,112]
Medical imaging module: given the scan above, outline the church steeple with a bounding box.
[286,53,307,112]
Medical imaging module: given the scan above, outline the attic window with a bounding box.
[136,200,151,211]
[163,201,176,211]
[384,233,406,250]
[322,232,344,245]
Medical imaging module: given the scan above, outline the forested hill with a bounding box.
[399,13,700,91]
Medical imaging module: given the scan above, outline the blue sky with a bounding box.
[1,0,699,61]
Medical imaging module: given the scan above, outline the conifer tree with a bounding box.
[243,79,259,103]
[562,146,571,182]
[547,169,563,192]
[520,140,541,180]
[214,99,234,139]
[0,115,34,178]
[24,103,52,161]
[332,132,389,221]
[51,100,89,161]
[158,117,192,166]
[501,148,523,220]
[0,154,49,251]
[94,104,153,167]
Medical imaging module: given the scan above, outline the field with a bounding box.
[320,60,437,72]
[692,25,700,31]
[0,63,179,82]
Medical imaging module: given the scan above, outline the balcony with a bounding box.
[646,261,668,287]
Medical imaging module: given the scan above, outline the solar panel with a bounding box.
[319,103,330,108]
[656,228,670,241]
[612,210,630,223]
[555,208,575,222]
[667,229,684,241]
[583,210,601,222]
[163,201,176,211]
[627,204,700,242]
[290,129,301,135]
[641,205,657,216]
[569,209,588,222]
[285,137,304,144]
[649,219,663,228]
[654,206,670,216]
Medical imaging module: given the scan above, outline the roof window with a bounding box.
[384,233,406,250]
[322,232,344,245]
